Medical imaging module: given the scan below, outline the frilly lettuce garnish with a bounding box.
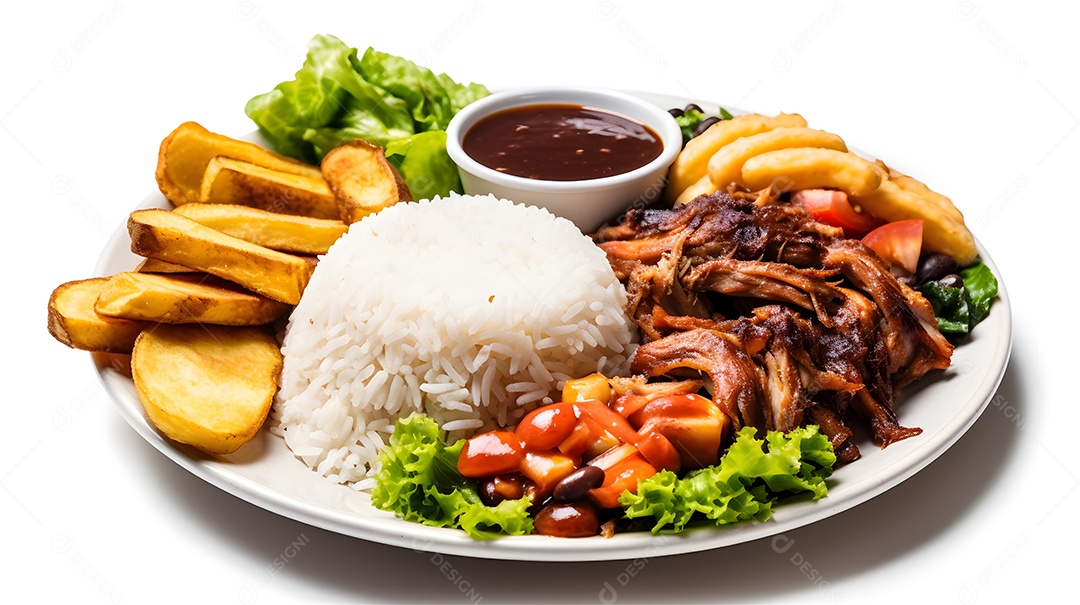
[370,414,533,539]
[620,425,835,533]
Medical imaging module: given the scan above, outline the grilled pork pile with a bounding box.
[594,192,954,462]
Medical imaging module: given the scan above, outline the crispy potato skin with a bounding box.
[172,203,347,255]
[48,278,149,353]
[320,139,412,224]
[128,209,312,305]
[94,272,291,325]
[132,324,282,455]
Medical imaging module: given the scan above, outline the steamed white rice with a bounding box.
[272,193,636,488]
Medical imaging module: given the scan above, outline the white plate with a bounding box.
[92,93,1012,562]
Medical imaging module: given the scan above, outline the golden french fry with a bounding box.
[172,203,347,255]
[200,156,339,220]
[853,179,977,265]
[94,272,291,325]
[128,209,313,305]
[706,128,848,191]
[47,278,149,353]
[665,112,808,203]
[156,121,322,207]
[674,175,718,206]
[740,148,884,198]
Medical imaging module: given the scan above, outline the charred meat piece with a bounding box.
[687,258,844,326]
[631,329,766,431]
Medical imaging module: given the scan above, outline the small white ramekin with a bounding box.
[445,88,683,233]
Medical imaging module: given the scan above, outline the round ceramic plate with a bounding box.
[92,93,1012,562]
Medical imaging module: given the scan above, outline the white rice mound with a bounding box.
[272,193,636,489]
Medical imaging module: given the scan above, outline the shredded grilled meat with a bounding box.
[594,191,954,460]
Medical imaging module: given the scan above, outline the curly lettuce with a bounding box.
[620,426,835,533]
[370,414,532,539]
[245,34,489,198]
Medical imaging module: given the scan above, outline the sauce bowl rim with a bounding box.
[446,87,683,193]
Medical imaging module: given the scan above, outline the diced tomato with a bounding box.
[861,219,923,274]
[458,431,525,478]
[633,394,728,470]
[588,452,657,509]
[791,189,884,238]
[561,373,613,404]
[575,400,641,445]
[635,430,681,473]
[519,450,578,499]
[576,399,680,472]
[515,402,578,451]
[611,394,648,419]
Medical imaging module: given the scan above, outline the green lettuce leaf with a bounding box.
[245,34,488,196]
[385,131,460,203]
[370,414,532,539]
[620,425,835,533]
[917,261,999,335]
[961,262,997,325]
[675,108,706,145]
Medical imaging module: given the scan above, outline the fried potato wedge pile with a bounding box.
[48,121,416,455]
[666,112,977,265]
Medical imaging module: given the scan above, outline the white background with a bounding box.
[3,1,1072,603]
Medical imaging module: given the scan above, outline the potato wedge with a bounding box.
[94,272,290,325]
[48,278,149,353]
[128,209,313,305]
[707,127,848,192]
[665,112,808,203]
[321,139,412,224]
[136,258,197,273]
[200,156,339,219]
[156,121,323,207]
[173,203,347,255]
[132,324,282,455]
[740,148,885,197]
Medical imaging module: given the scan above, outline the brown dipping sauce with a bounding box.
[461,104,663,181]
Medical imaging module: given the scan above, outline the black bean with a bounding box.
[553,466,605,502]
[684,103,703,114]
[917,253,959,283]
[692,116,721,139]
[938,274,964,289]
[479,479,503,506]
[668,107,684,118]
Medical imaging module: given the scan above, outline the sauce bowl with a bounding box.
[445,88,683,233]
